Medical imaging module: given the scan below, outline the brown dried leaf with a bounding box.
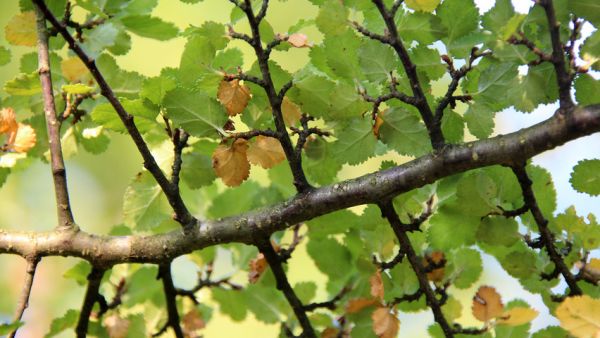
[61,57,91,83]
[4,12,37,47]
[371,307,400,338]
[370,270,384,301]
[212,138,250,187]
[248,252,268,284]
[103,314,130,338]
[423,251,445,283]
[472,286,504,323]
[288,33,310,48]
[0,107,18,134]
[247,136,285,169]
[282,97,302,126]
[373,112,384,137]
[321,327,339,338]
[182,308,206,337]
[217,79,251,116]
[497,307,539,326]
[556,295,600,338]
[8,123,36,153]
[346,298,378,314]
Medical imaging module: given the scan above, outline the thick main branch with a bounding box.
[0,105,598,265]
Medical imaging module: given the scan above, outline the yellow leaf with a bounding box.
[217,79,251,116]
[0,107,18,134]
[282,97,302,126]
[405,0,441,12]
[247,136,285,169]
[556,295,600,338]
[498,307,539,326]
[8,123,36,153]
[61,57,91,83]
[472,286,504,323]
[371,307,400,338]
[4,11,37,47]
[346,297,378,314]
[212,139,250,187]
[288,33,310,48]
[370,270,384,301]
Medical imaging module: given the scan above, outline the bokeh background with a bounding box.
[0,0,598,337]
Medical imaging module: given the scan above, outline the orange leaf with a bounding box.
[346,298,378,314]
[182,308,206,335]
[61,57,91,83]
[370,270,384,301]
[288,33,310,48]
[373,111,384,137]
[247,136,286,169]
[282,97,302,126]
[217,79,251,116]
[321,327,339,338]
[497,307,538,326]
[0,107,18,134]
[212,138,250,187]
[472,286,504,323]
[4,12,37,47]
[371,307,400,338]
[103,314,130,338]
[248,252,268,284]
[423,251,445,283]
[8,123,36,153]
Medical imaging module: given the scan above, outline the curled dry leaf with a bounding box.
[217,79,251,116]
[371,307,400,338]
[182,308,206,337]
[4,11,37,47]
[0,107,18,134]
[248,252,268,284]
[369,270,384,301]
[556,295,600,338]
[103,314,130,338]
[497,307,539,326]
[423,251,445,283]
[247,136,286,169]
[282,97,302,126]
[10,123,37,153]
[373,111,384,138]
[321,327,339,338]
[212,138,250,187]
[287,33,310,48]
[472,286,504,323]
[346,297,379,314]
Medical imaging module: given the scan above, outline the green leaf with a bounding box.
[387,260,420,298]
[331,117,378,165]
[500,250,538,279]
[476,62,519,110]
[456,171,499,217]
[316,0,348,37]
[464,103,495,139]
[61,83,94,95]
[358,39,398,83]
[212,288,247,321]
[477,216,520,247]
[321,29,362,82]
[63,261,92,286]
[178,35,216,86]
[122,171,171,230]
[126,266,163,306]
[482,0,515,33]
[447,248,482,289]
[243,280,286,323]
[140,75,176,106]
[294,281,317,304]
[411,46,445,81]
[4,72,41,96]
[511,63,558,113]
[121,15,179,40]
[288,73,335,118]
[81,22,119,58]
[378,107,431,157]
[45,309,78,337]
[303,138,343,186]
[208,181,283,218]
[574,73,600,106]
[91,99,159,134]
[181,141,218,189]
[126,314,147,338]
[581,30,600,71]
[570,159,600,196]
[531,327,568,338]
[187,21,228,50]
[441,109,464,144]
[405,0,440,12]
[96,54,145,98]
[437,0,479,51]
[569,0,600,27]
[306,237,352,281]
[427,200,479,250]
[0,321,23,335]
[0,46,11,66]
[397,12,445,45]
[163,88,228,137]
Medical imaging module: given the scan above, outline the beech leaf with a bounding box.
[346,298,378,314]
[282,97,302,126]
[498,307,539,326]
[248,252,268,284]
[371,307,400,338]
[472,286,504,323]
[247,136,285,169]
[555,295,600,338]
[4,12,36,47]
[370,270,385,301]
[212,138,250,187]
[288,33,310,48]
[8,123,36,153]
[218,80,251,116]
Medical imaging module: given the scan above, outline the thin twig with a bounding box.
[303,285,350,312]
[75,267,106,338]
[9,258,40,338]
[155,264,184,338]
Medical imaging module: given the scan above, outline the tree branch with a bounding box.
[0,105,598,264]
[34,5,76,229]
[256,236,316,338]
[378,201,454,338]
[75,267,106,338]
[511,164,582,295]
[33,0,195,227]
[9,257,40,338]
[155,263,184,338]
